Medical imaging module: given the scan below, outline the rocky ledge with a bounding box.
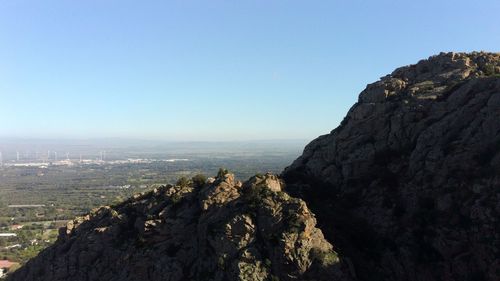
[8,172,351,281]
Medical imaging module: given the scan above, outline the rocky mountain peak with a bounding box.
[361,52,500,103]
[8,52,500,281]
[283,52,500,281]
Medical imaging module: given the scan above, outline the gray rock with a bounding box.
[283,52,500,281]
[9,172,351,281]
[10,51,500,281]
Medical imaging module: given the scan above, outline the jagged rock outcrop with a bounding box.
[283,52,500,281]
[8,173,351,281]
[9,52,500,281]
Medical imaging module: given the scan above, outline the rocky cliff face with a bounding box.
[283,52,500,281]
[8,173,351,281]
[9,52,500,281]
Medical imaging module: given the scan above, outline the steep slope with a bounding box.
[8,173,351,281]
[283,52,500,281]
[8,52,500,281]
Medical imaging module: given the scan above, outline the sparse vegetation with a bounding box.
[311,249,339,267]
[170,192,184,205]
[0,152,295,268]
[176,176,190,187]
[217,168,230,178]
[191,174,207,188]
[482,64,496,76]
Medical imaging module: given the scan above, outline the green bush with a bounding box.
[311,249,339,267]
[217,168,229,178]
[191,174,207,188]
[170,192,183,205]
[482,64,496,76]
[176,176,190,187]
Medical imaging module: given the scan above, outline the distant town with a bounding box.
[0,149,189,168]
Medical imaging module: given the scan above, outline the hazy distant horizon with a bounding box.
[0,136,311,144]
[1,1,499,140]
[0,137,309,156]
[0,136,308,163]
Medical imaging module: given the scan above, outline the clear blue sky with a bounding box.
[1,0,499,141]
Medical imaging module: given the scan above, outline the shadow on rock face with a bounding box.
[283,52,500,281]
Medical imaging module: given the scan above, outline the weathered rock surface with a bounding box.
[283,52,500,281]
[9,51,500,281]
[8,173,351,281]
